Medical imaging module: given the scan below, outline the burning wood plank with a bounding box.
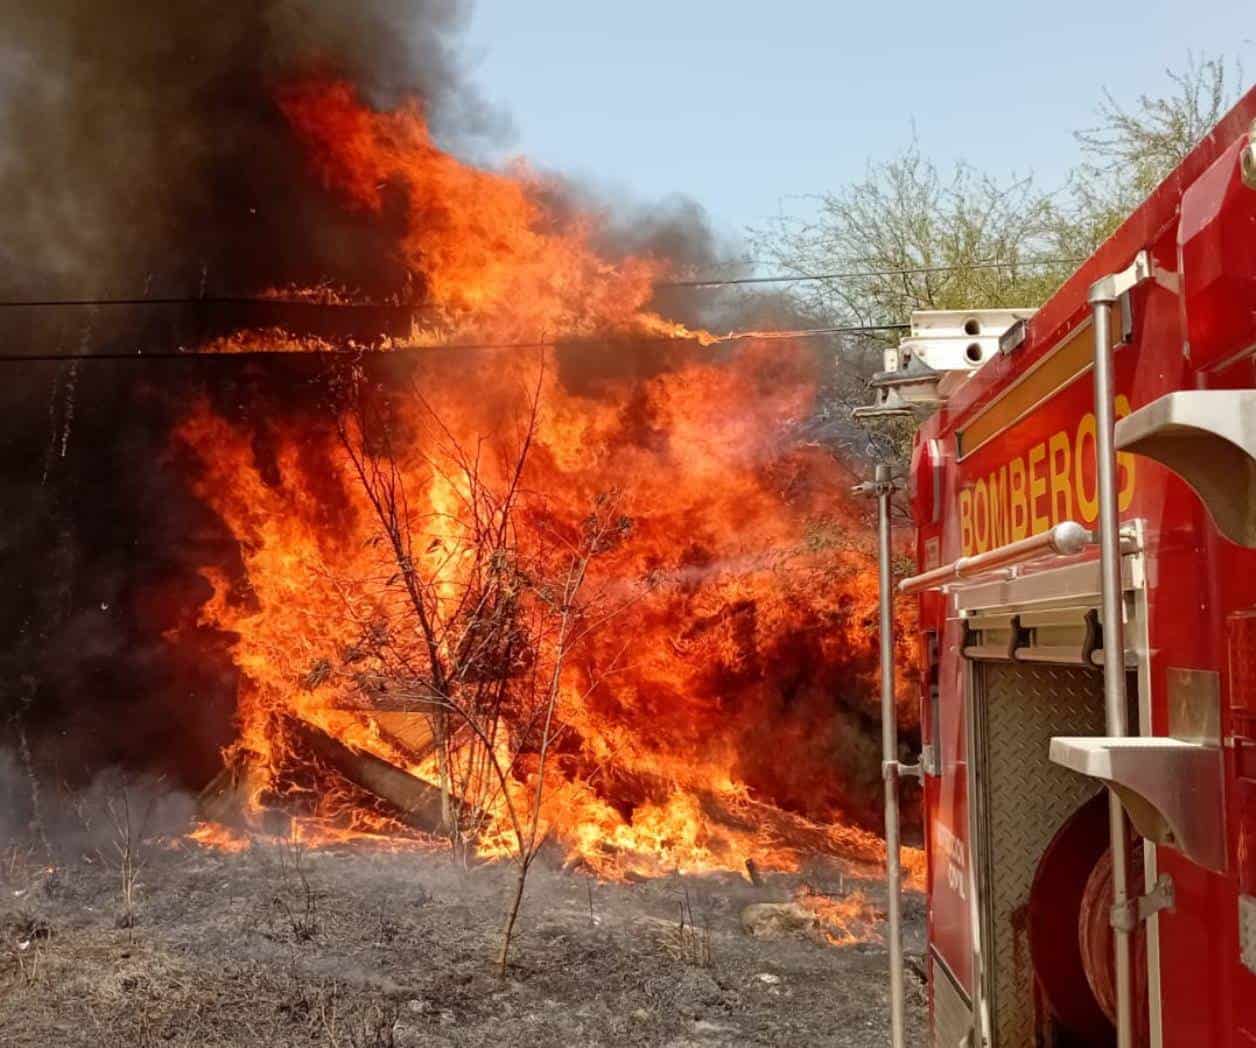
[283,716,456,835]
[368,711,438,760]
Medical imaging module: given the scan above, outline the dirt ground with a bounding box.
[0,835,926,1048]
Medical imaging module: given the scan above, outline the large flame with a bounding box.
[175,80,921,882]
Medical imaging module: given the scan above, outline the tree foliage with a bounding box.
[1054,54,1243,249]
[751,146,1069,343]
[754,53,1245,338]
[751,53,1247,460]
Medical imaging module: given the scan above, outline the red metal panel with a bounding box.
[926,613,973,992]
[913,87,1256,1048]
[1179,134,1256,371]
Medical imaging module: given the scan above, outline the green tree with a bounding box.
[750,143,1067,345]
[748,146,1073,461]
[752,53,1246,459]
[1051,54,1244,256]
[756,54,1244,335]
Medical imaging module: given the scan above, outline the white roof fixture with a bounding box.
[854,308,1036,421]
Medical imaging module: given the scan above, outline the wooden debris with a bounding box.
[369,712,437,761]
[285,716,456,835]
[196,759,267,829]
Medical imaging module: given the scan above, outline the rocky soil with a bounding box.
[0,835,926,1047]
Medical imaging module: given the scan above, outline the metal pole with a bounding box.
[875,463,907,1048]
[1090,297,1133,1048]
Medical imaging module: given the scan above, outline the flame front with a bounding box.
[175,80,920,881]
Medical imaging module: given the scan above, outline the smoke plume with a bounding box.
[0,2,508,300]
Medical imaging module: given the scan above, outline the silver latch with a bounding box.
[884,759,923,782]
[1090,249,1180,304]
[851,476,900,499]
[920,742,940,777]
[1111,873,1175,933]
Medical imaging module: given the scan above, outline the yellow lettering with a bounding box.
[989,466,1008,548]
[1009,456,1029,540]
[1074,413,1098,523]
[1028,442,1049,535]
[1047,430,1073,524]
[956,399,1137,539]
[1116,395,1136,511]
[974,478,990,552]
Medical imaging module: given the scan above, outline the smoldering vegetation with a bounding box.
[0,349,910,826]
[0,0,891,826]
[0,832,925,1048]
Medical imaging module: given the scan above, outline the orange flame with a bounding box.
[173,79,920,883]
[794,886,883,947]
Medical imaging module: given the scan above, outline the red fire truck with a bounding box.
[858,86,1256,1046]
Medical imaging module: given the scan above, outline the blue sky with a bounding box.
[462,1,1252,255]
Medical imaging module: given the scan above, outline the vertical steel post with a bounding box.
[1090,295,1134,1048]
[875,463,907,1048]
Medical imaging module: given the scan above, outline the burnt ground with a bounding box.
[0,836,926,1048]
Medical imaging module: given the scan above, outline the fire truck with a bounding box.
[856,86,1256,1046]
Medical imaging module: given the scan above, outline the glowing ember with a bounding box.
[173,79,920,880]
[795,886,883,947]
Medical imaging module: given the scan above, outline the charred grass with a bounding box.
[0,840,924,1047]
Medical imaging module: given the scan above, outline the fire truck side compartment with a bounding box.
[969,659,1107,1045]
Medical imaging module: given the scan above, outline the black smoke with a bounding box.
[0,1,506,302]
[0,2,518,828]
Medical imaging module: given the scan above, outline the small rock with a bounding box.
[755,972,781,985]
[740,902,818,939]
[394,1028,452,1048]
[406,998,429,1014]
[672,967,722,1008]
[631,1008,652,1022]
[692,1019,738,1037]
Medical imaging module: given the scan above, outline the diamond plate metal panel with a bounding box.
[974,663,1105,1047]
[931,952,973,1047]
[1240,895,1256,975]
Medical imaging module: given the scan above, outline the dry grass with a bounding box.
[0,839,925,1048]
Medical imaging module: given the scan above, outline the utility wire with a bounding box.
[0,296,411,310]
[657,256,1086,289]
[0,256,1085,309]
[0,322,910,363]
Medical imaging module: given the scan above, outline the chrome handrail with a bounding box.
[1089,258,1142,1048]
[897,521,1093,596]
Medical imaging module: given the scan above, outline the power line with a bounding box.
[0,256,1086,309]
[658,257,1086,289]
[0,322,910,363]
[0,296,411,310]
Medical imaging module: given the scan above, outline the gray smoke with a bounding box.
[0,1,508,301]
